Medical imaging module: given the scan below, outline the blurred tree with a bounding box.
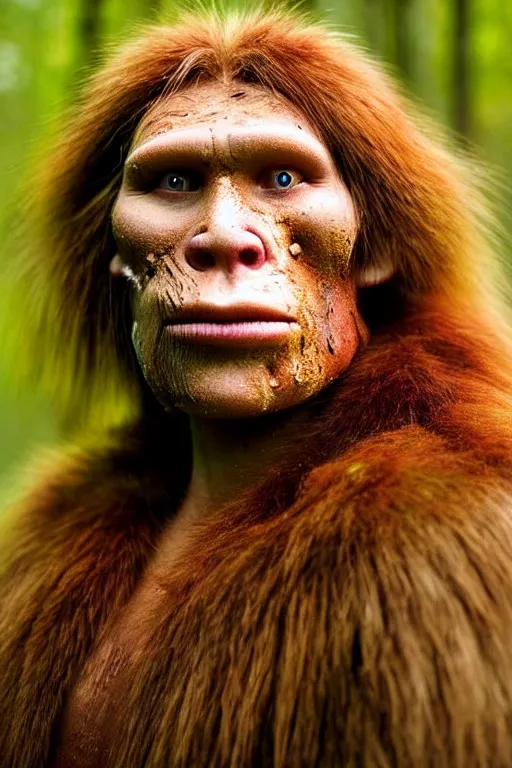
[454,0,470,138]
[393,0,413,82]
[147,0,163,18]
[363,0,385,53]
[77,0,103,70]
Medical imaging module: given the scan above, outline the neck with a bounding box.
[178,405,314,524]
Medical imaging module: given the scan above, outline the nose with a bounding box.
[185,227,267,272]
[184,179,269,273]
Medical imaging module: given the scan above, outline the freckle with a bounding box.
[289,243,302,258]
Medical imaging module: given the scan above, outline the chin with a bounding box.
[172,393,283,420]
[169,383,314,420]
[147,355,339,420]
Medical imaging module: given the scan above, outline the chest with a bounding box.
[49,515,207,766]
[50,573,167,768]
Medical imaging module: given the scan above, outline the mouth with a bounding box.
[165,303,298,347]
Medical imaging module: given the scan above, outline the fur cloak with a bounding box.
[2,307,512,767]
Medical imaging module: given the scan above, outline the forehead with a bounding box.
[133,80,323,148]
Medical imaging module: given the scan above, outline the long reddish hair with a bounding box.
[14,7,511,422]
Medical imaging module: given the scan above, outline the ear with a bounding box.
[109,254,143,291]
[109,253,126,277]
[355,259,396,288]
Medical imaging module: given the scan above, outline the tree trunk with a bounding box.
[77,0,102,71]
[393,0,412,82]
[454,0,471,138]
[364,0,383,54]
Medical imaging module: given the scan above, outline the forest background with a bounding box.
[0,0,511,494]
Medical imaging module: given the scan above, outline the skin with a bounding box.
[111,81,368,519]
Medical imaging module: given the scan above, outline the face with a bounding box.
[111,81,368,419]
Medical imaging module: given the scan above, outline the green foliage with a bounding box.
[0,0,510,486]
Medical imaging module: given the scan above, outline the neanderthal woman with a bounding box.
[2,9,512,767]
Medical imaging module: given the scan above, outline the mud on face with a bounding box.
[111,80,368,418]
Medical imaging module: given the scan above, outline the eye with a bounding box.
[264,170,302,191]
[158,171,201,192]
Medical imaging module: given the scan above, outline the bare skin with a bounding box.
[112,81,369,528]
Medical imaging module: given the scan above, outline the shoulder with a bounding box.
[275,425,512,670]
[266,427,512,764]
[296,424,512,548]
[0,421,180,586]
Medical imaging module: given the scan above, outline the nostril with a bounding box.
[239,248,262,268]
[185,231,267,272]
[190,250,215,270]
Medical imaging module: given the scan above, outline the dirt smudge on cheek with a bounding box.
[276,211,356,279]
[321,283,338,356]
[129,243,203,400]
[279,295,325,395]
[128,241,201,312]
[298,222,355,279]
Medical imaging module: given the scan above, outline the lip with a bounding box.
[165,303,298,347]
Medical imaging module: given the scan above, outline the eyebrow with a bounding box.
[125,123,332,175]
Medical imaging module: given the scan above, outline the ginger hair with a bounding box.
[15,7,510,419]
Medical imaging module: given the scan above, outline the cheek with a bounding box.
[300,224,354,279]
[275,194,357,280]
[245,271,367,411]
[291,275,368,386]
[325,282,367,356]
[130,291,162,371]
[111,193,185,281]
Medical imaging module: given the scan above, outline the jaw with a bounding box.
[143,326,364,420]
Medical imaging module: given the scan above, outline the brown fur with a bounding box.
[2,7,512,767]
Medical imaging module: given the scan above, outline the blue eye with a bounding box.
[261,169,302,191]
[159,172,200,192]
[274,171,295,189]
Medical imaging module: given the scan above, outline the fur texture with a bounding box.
[2,8,512,767]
